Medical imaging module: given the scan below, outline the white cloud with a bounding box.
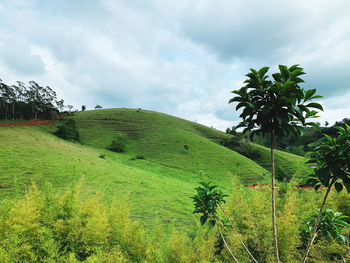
[0,0,349,131]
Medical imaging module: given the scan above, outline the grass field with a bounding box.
[0,108,311,223]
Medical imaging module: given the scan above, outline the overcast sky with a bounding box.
[1,0,350,130]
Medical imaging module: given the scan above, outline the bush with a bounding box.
[1,182,349,262]
[108,140,125,153]
[54,119,79,141]
[136,155,145,159]
[0,183,220,263]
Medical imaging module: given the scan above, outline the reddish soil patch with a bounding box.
[0,113,67,127]
[244,184,314,190]
[244,184,279,189]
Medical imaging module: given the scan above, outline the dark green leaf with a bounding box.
[335,182,343,193]
[304,89,316,101]
[200,214,208,226]
[208,220,216,228]
[306,102,323,111]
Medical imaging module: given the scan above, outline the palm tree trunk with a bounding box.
[271,132,280,263]
[301,183,333,263]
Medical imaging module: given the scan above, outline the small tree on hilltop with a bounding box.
[229,65,323,263]
[302,124,350,262]
[81,105,86,111]
[67,105,73,113]
[95,105,102,110]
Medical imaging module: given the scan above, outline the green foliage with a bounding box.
[303,125,350,262]
[54,119,79,141]
[1,177,349,262]
[192,181,228,227]
[308,239,350,262]
[307,124,350,192]
[0,79,62,121]
[302,208,350,244]
[229,65,323,139]
[108,140,125,153]
[0,184,220,263]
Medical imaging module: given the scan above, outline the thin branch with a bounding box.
[301,183,333,263]
[217,222,240,263]
[218,203,258,263]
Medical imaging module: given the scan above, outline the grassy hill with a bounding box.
[72,108,269,184]
[0,126,205,221]
[72,108,311,183]
[0,108,311,222]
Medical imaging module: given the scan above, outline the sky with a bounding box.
[0,0,350,131]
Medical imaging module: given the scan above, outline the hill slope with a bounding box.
[0,108,311,221]
[0,126,205,220]
[72,108,310,183]
[72,108,269,184]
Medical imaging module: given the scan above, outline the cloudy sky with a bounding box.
[0,0,350,130]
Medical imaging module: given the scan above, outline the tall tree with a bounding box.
[67,105,74,112]
[229,65,323,263]
[0,80,12,120]
[0,79,63,120]
[56,99,65,112]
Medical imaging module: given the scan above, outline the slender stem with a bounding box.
[217,222,240,263]
[218,203,259,263]
[301,183,333,263]
[271,131,280,263]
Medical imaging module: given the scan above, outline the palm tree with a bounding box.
[229,65,323,263]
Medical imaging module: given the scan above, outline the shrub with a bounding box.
[136,155,145,159]
[1,182,349,262]
[54,119,79,141]
[108,140,125,153]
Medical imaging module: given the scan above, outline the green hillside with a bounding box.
[0,126,203,220]
[0,108,311,221]
[72,108,310,183]
[71,108,270,184]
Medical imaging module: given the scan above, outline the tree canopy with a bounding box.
[0,79,64,120]
[229,65,323,140]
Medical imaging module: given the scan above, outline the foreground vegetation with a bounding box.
[0,180,349,262]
